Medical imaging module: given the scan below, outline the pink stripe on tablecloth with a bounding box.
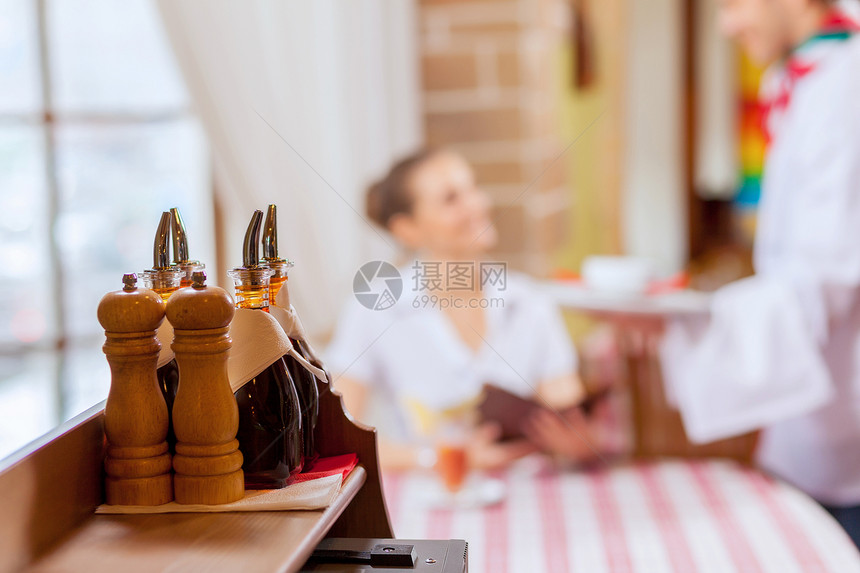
[426,507,454,540]
[536,471,570,573]
[485,472,508,573]
[381,472,402,520]
[688,463,764,573]
[590,470,633,573]
[636,464,698,573]
[742,469,830,572]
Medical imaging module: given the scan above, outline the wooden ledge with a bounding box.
[25,467,366,573]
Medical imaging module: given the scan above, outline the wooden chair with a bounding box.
[580,327,758,463]
[623,336,758,462]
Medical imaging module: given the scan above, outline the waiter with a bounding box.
[660,0,860,544]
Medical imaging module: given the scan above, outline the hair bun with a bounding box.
[364,148,438,230]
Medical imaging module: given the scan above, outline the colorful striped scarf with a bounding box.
[760,10,859,147]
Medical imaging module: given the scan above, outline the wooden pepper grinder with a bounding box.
[168,271,244,504]
[97,273,173,506]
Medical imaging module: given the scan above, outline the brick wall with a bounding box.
[418,0,571,275]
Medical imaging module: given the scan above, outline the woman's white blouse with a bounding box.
[325,269,577,437]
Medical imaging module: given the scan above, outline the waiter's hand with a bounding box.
[522,408,602,464]
[467,423,536,470]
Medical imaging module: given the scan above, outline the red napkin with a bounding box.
[291,453,358,484]
[646,271,690,295]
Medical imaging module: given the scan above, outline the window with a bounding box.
[0,0,213,459]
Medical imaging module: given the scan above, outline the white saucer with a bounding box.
[415,475,506,509]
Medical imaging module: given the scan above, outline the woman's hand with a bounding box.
[538,373,586,410]
[522,407,602,464]
[466,423,537,470]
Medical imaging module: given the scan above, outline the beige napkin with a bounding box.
[230,304,326,385]
[155,320,174,368]
[227,308,294,392]
[95,473,342,514]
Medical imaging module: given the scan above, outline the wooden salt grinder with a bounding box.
[167,271,244,504]
[97,273,173,506]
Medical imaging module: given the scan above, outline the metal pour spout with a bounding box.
[261,204,278,261]
[170,207,189,264]
[242,210,264,268]
[153,211,172,270]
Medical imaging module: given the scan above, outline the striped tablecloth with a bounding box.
[383,458,860,573]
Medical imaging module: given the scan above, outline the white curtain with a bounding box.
[156,0,421,340]
[622,0,686,275]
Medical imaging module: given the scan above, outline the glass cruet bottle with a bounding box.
[140,211,183,449]
[261,203,319,463]
[229,209,303,488]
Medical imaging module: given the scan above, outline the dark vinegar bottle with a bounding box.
[229,210,303,488]
[151,207,205,451]
[278,356,305,475]
[142,211,183,450]
[261,204,320,463]
[169,207,205,288]
[156,360,180,448]
[284,346,319,462]
[234,359,297,488]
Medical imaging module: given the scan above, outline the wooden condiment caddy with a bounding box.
[97,273,173,506]
[167,271,245,504]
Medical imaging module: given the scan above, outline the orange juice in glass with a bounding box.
[435,443,468,493]
[433,419,470,494]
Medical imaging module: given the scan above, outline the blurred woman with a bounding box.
[327,149,601,470]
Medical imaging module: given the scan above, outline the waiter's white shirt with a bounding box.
[326,269,576,439]
[661,36,860,505]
